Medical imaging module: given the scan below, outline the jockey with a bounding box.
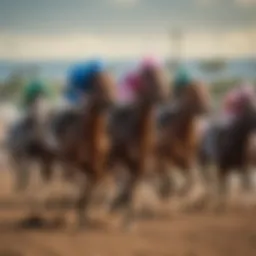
[173,67,193,97]
[22,79,51,118]
[118,56,164,104]
[65,59,107,106]
[23,79,49,106]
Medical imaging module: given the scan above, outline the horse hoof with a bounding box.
[70,221,87,233]
[122,222,137,233]
[213,203,227,214]
[52,216,67,228]
[121,218,137,233]
[19,215,46,229]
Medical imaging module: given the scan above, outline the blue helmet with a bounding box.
[66,59,106,102]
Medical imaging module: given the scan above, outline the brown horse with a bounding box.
[49,70,116,226]
[156,81,210,198]
[108,65,169,228]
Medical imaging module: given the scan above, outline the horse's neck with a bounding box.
[135,102,157,159]
[231,112,255,144]
[25,104,49,138]
[175,104,197,137]
[81,102,109,164]
[85,103,108,143]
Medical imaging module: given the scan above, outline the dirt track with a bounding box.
[0,209,256,256]
[0,168,256,256]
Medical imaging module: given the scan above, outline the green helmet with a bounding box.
[22,80,50,107]
[173,68,193,96]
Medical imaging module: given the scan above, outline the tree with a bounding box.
[199,59,227,74]
[0,69,26,103]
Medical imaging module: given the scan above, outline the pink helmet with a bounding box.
[138,56,163,72]
[237,83,255,101]
[223,90,240,113]
[118,72,141,103]
[223,83,255,115]
[118,56,164,103]
[123,71,141,91]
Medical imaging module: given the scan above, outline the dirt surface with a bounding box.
[0,209,256,256]
[0,170,256,256]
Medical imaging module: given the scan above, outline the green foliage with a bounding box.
[0,68,64,105]
[0,71,26,103]
[210,78,240,95]
[199,59,227,73]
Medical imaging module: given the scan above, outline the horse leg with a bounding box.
[216,167,229,211]
[12,156,30,192]
[241,167,253,193]
[199,151,213,188]
[76,172,93,228]
[122,173,139,231]
[178,166,194,197]
[157,158,174,199]
[106,154,130,213]
[40,155,55,184]
[116,158,141,230]
[109,170,131,213]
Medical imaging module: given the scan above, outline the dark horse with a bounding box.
[7,96,55,191]
[108,63,169,228]
[200,95,256,207]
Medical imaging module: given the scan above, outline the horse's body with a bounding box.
[7,62,116,226]
[108,62,169,228]
[48,69,115,226]
[6,99,55,191]
[200,105,256,201]
[156,82,210,197]
[199,84,256,205]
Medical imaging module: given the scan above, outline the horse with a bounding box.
[6,91,55,192]
[156,80,210,198]
[48,62,116,227]
[199,85,256,208]
[108,58,169,228]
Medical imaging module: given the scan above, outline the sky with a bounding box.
[0,0,255,60]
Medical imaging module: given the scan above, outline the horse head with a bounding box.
[90,70,116,109]
[222,83,256,125]
[130,57,169,105]
[179,81,210,116]
[67,59,116,111]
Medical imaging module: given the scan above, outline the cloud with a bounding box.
[109,0,140,7]
[235,0,256,6]
[195,0,216,6]
[0,0,255,34]
[0,30,254,61]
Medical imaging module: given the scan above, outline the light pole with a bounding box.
[169,28,183,73]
